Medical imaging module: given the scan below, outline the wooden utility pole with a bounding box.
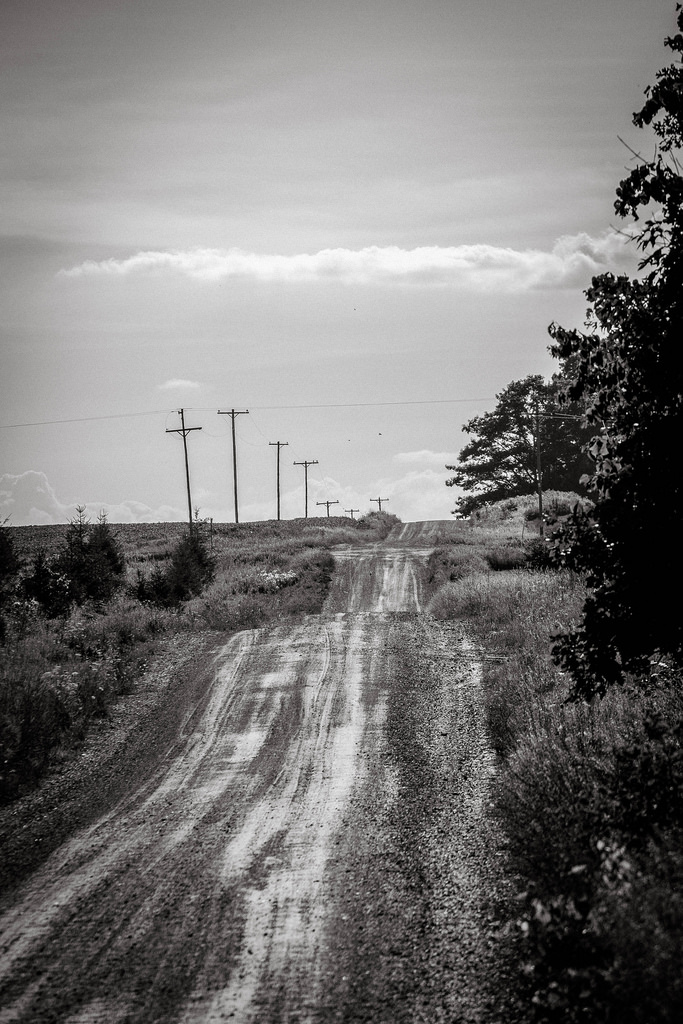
[370,497,389,512]
[293,460,318,518]
[166,408,202,533]
[218,409,249,523]
[269,441,289,520]
[534,399,544,538]
[316,500,340,517]
[345,508,360,519]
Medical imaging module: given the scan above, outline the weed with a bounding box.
[438,522,683,1020]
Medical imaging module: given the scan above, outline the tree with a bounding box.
[21,549,72,618]
[135,530,215,607]
[23,508,126,615]
[56,508,125,606]
[85,512,126,603]
[0,522,20,641]
[548,7,683,697]
[446,371,592,517]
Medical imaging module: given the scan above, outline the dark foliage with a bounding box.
[446,372,593,517]
[356,510,401,538]
[21,509,126,616]
[57,508,126,605]
[21,550,72,618]
[503,681,683,1023]
[0,525,20,641]
[548,7,683,697]
[135,530,216,607]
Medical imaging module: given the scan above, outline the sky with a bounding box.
[0,0,677,526]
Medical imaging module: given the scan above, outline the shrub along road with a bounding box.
[0,523,516,1024]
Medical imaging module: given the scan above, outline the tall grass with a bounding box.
[429,529,683,1022]
[0,599,165,799]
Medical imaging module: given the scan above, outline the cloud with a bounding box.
[374,468,458,522]
[158,379,201,391]
[1,466,457,528]
[60,231,637,292]
[1,471,66,526]
[1,472,183,526]
[393,450,460,467]
[242,469,457,524]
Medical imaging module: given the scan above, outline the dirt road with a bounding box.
[0,523,511,1024]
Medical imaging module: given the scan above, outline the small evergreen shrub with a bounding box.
[0,525,20,642]
[21,550,72,617]
[134,531,215,607]
[20,509,126,616]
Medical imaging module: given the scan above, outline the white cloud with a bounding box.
[60,230,637,292]
[0,472,183,526]
[242,470,457,524]
[1,471,66,526]
[393,450,460,467]
[375,468,458,522]
[1,467,458,528]
[158,379,201,391]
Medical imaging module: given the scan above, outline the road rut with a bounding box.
[0,522,509,1024]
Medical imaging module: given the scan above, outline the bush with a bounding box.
[524,538,556,570]
[485,545,528,571]
[57,508,126,606]
[438,516,683,1019]
[21,550,73,618]
[20,510,126,616]
[135,530,215,607]
[0,613,145,803]
[426,546,489,590]
[0,525,20,641]
[356,510,401,538]
[494,675,683,1022]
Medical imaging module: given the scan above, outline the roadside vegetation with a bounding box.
[0,510,397,803]
[436,10,683,1020]
[428,500,682,1023]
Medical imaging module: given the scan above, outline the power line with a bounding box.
[0,397,494,430]
[251,398,492,411]
[0,409,172,429]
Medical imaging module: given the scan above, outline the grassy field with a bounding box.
[0,513,396,804]
[427,500,683,1023]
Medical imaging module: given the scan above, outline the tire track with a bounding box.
[0,521,496,1024]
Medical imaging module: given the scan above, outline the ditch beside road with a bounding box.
[0,522,518,1024]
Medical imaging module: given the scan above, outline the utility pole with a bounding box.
[534,399,544,538]
[217,408,249,523]
[370,497,389,512]
[166,408,202,534]
[345,508,360,519]
[293,460,318,518]
[269,441,289,520]
[316,500,340,517]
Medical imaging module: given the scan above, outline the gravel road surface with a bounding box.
[0,522,515,1023]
